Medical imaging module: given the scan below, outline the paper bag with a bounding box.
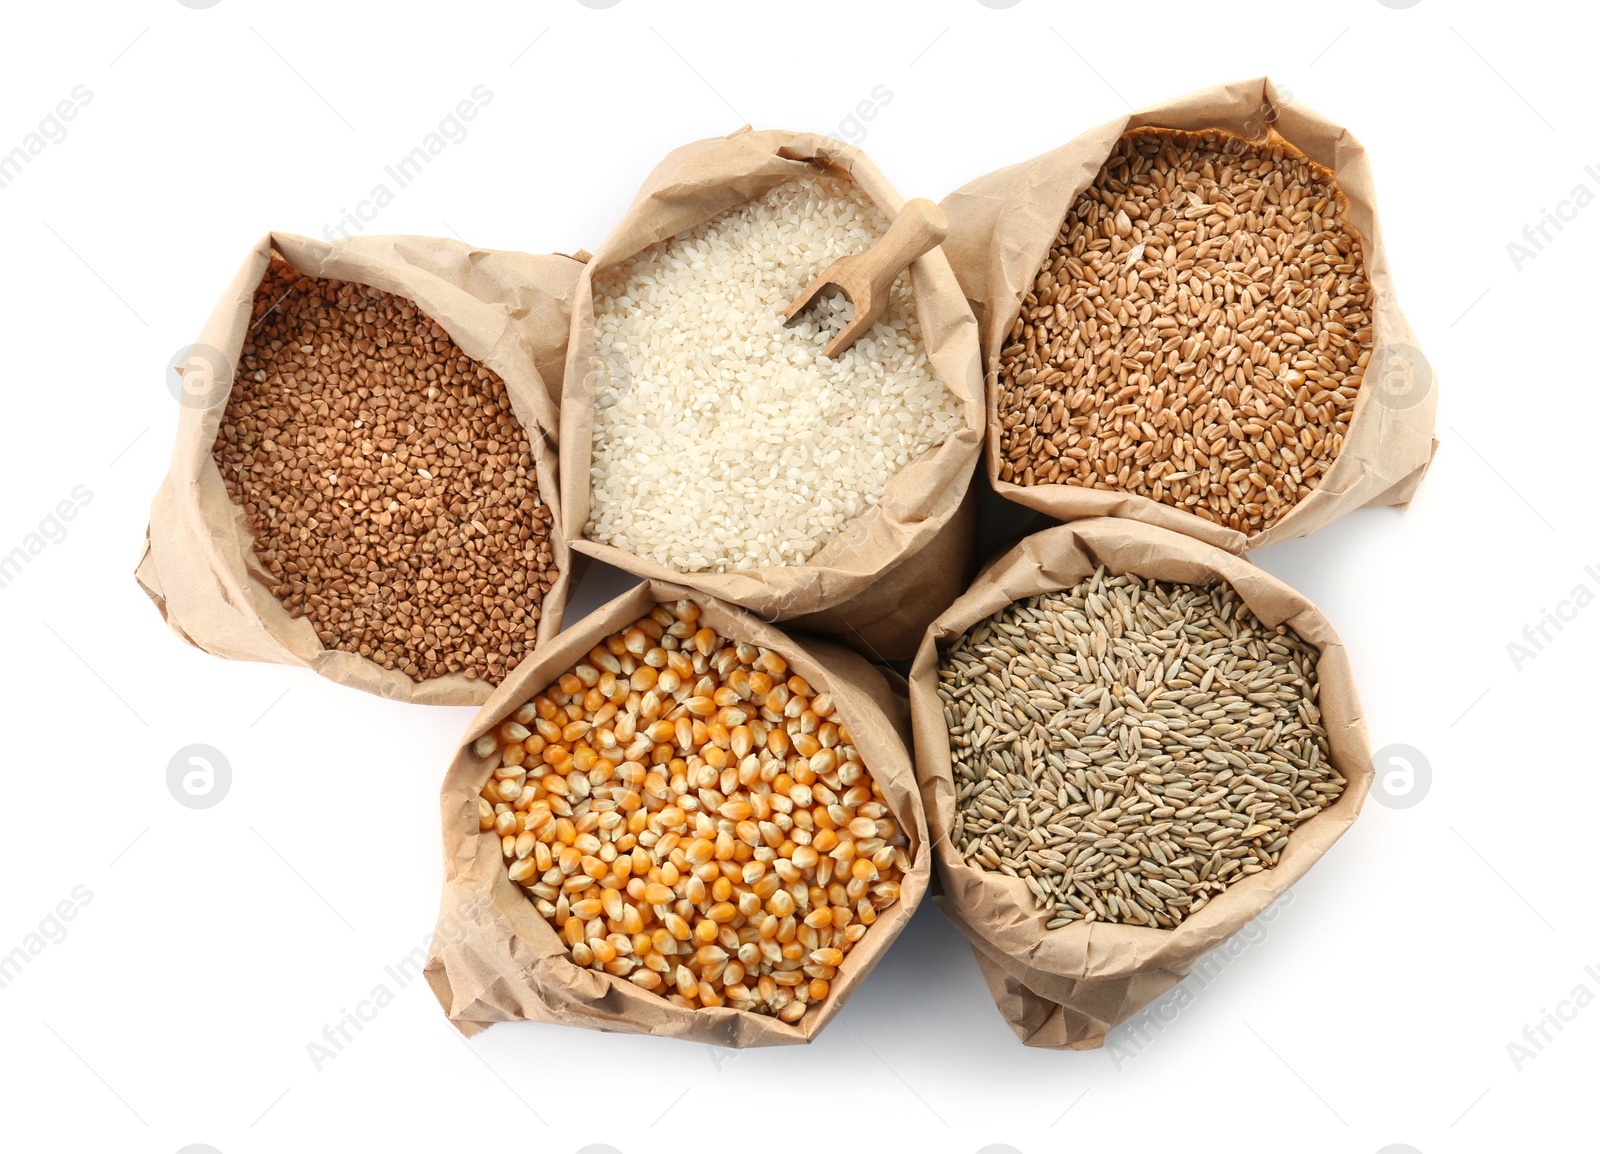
[909,518,1371,1048]
[940,77,1437,554]
[425,581,929,1045]
[559,129,985,660]
[135,232,583,705]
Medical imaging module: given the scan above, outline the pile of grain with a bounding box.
[480,601,907,1021]
[936,567,1341,928]
[587,171,963,571]
[996,128,1372,536]
[213,257,558,684]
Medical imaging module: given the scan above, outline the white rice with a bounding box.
[586,171,963,572]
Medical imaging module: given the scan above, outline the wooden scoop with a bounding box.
[781,197,949,359]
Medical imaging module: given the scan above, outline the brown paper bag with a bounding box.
[135,232,584,706]
[909,518,1371,1049]
[424,580,929,1045]
[558,129,986,661]
[940,77,1438,554]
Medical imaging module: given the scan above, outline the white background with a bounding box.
[0,1,1589,1151]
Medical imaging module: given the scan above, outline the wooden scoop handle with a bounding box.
[867,198,948,288]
